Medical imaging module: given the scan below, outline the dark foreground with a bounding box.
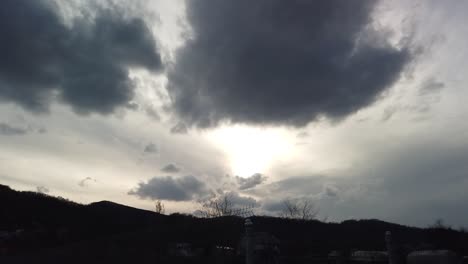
[1,184,468,263]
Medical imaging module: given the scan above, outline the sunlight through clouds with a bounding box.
[207,125,293,177]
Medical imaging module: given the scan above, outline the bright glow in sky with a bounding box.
[207,126,293,177]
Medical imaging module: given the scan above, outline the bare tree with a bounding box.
[155,200,165,214]
[198,195,234,218]
[279,198,318,220]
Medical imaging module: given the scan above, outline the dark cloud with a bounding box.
[236,173,267,190]
[78,177,96,187]
[161,163,181,173]
[0,122,28,136]
[0,0,162,114]
[168,0,412,127]
[128,175,211,201]
[143,143,158,153]
[170,122,188,134]
[36,186,50,194]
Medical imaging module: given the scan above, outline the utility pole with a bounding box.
[386,231,398,264]
[245,218,254,264]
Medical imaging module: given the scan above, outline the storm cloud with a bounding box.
[167,0,412,127]
[128,175,211,201]
[0,0,162,114]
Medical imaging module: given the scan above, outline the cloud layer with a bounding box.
[168,0,412,127]
[0,0,162,114]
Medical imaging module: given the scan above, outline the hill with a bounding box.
[1,184,468,262]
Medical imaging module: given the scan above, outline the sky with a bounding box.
[1,0,467,228]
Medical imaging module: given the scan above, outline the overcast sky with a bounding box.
[1,0,467,228]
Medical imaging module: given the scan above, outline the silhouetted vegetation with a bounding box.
[279,198,318,220]
[1,184,468,263]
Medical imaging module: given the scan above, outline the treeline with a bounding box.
[1,184,468,258]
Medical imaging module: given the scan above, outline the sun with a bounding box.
[208,125,293,177]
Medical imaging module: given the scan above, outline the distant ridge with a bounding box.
[88,200,156,214]
[1,183,468,258]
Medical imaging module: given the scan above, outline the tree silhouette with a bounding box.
[279,198,318,220]
[155,200,165,214]
[199,195,234,218]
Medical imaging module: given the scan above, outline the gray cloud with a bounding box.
[236,173,267,190]
[381,78,445,122]
[323,183,339,197]
[168,0,412,127]
[419,78,445,95]
[267,175,326,195]
[143,143,158,153]
[129,175,211,201]
[262,200,285,214]
[0,0,162,114]
[254,130,468,227]
[78,177,96,187]
[161,163,181,173]
[351,139,468,227]
[36,186,50,194]
[170,122,188,134]
[381,105,398,122]
[224,191,259,207]
[0,122,28,136]
[126,102,140,111]
[145,105,161,121]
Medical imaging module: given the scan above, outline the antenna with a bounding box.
[230,204,255,218]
